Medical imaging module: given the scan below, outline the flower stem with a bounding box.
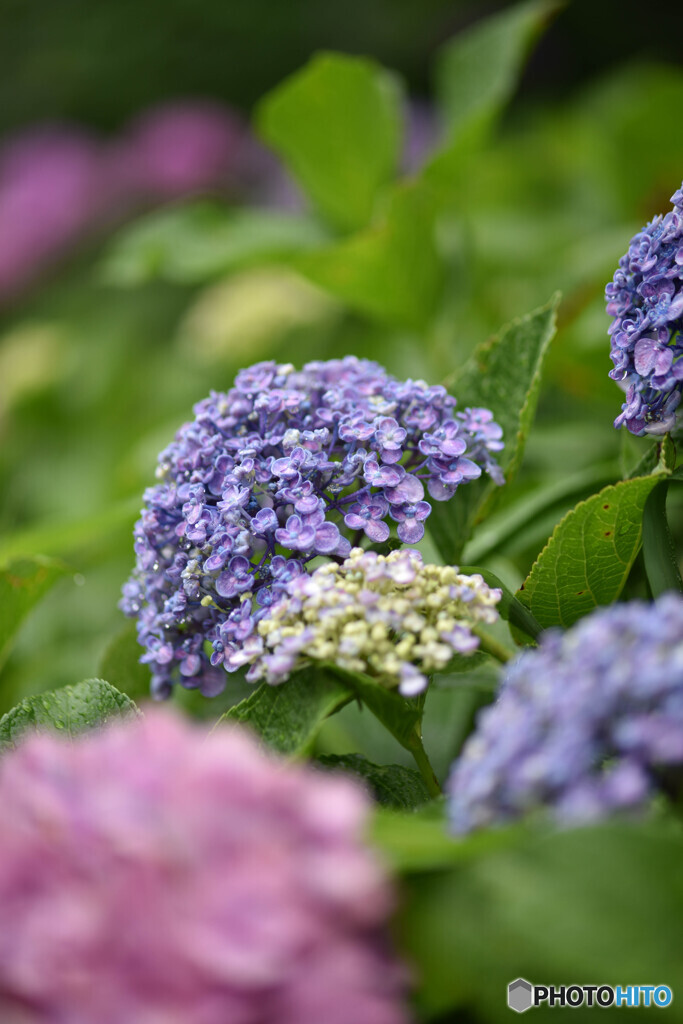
[406,727,442,798]
[473,627,514,664]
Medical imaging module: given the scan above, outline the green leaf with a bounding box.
[98,623,151,701]
[459,565,542,642]
[0,556,68,673]
[0,679,138,752]
[456,294,561,485]
[626,433,677,479]
[516,473,667,630]
[317,753,431,810]
[397,821,683,1019]
[425,1,561,193]
[102,202,329,286]
[221,667,351,757]
[435,1,561,144]
[291,183,443,329]
[324,666,441,796]
[256,52,403,231]
[642,481,683,597]
[331,666,424,751]
[461,462,619,564]
[370,802,522,873]
[428,295,559,563]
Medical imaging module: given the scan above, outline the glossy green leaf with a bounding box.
[316,753,431,810]
[428,295,559,563]
[256,52,403,231]
[292,183,442,329]
[102,202,329,286]
[0,679,138,752]
[516,473,667,629]
[398,822,683,1019]
[221,667,351,757]
[0,557,68,673]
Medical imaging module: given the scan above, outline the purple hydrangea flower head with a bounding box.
[606,183,683,434]
[0,710,410,1024]
[122,358,503,697]
[448,594,683,832]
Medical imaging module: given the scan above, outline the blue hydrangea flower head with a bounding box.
[121,357,503,698]
[448,594,683,832]
[606,183,683,434]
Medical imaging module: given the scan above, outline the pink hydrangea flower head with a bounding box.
[0,710,410,1024]
[0,125,103,298]
[114,101,249,198]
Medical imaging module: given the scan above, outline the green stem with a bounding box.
[473,627,514,664]
[406,726,442,798]
[325,663,442,797]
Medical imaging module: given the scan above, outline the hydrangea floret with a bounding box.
[243,548,502,696]
[0,710,410,1024]
[606,181,683,434]
[121,357,503,697]
[448,593,683,832]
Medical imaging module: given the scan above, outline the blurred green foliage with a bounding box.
[2,5,683,1018]
[1,0,681,131]
[396,818,683,1021]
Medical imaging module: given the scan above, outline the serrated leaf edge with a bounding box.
[516,470,669,622]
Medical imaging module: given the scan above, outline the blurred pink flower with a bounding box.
[111,101,249,199]
[0,710,410,1024]
[0,126,103,297]
[0,102,256,303]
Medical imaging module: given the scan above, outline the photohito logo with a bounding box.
[507,979,673,1012]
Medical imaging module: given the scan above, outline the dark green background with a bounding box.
[0,0,681,131]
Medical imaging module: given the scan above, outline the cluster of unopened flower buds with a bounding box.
[241,547,502,694]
